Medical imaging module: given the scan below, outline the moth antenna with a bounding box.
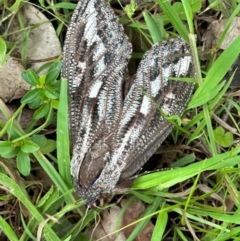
[90,209,101,241]
[79,205,90,230]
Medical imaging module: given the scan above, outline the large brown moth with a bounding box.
[62,0,194,205]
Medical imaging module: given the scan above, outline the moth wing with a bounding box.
[61,0,132,180]
[113,37,195,179]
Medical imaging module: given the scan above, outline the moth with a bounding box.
[62,0,195,205]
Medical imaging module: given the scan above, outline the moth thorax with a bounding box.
[79,141,111,187]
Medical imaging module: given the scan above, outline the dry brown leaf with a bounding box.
[9,3,61,73]
[85,199,154,241]
[85,206,126,241]
[202,17,240,49]
[121,199,154,241]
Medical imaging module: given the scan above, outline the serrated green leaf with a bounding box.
[21,140,40,153]
[17,151,30,176]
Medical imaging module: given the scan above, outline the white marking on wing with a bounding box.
[72,62,86,88]
[166,92,175,99]
[83,4,107,78]
[162,104,172,115]
[89,80,103,98]
[174,56,191,76]
[140,95,151,116]
[150,75,161,97]
[163,65,171,86]
[98,90,107,121]
[93,42,106,77]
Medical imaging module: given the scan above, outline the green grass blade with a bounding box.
[0,174,61,241]
[57,78,71,186]
[189,34,240,109]
[156,0,189,41]
[151,206,168,241]
[33,151,75,204]
[143,12,163,43]
[0,215,19,241]
[133,146,240,189]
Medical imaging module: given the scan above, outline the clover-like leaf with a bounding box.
[214,126,233,148]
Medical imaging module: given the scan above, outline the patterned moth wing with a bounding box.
[62,0,194,205]
[62,0,132,204]
[117,38,195,180]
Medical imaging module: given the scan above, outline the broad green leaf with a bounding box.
[188,81,225,109]
[1,148,19,158]
[26,69,39,86]
[40,139,56,154]
[21,140,40,153]
[44,88,58,99]
[21,89,41,104]
[28,97,41,109]
[45,61,61,85]
[0,141,14,155]
[17,151,30,176]
[33,103,50,119]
